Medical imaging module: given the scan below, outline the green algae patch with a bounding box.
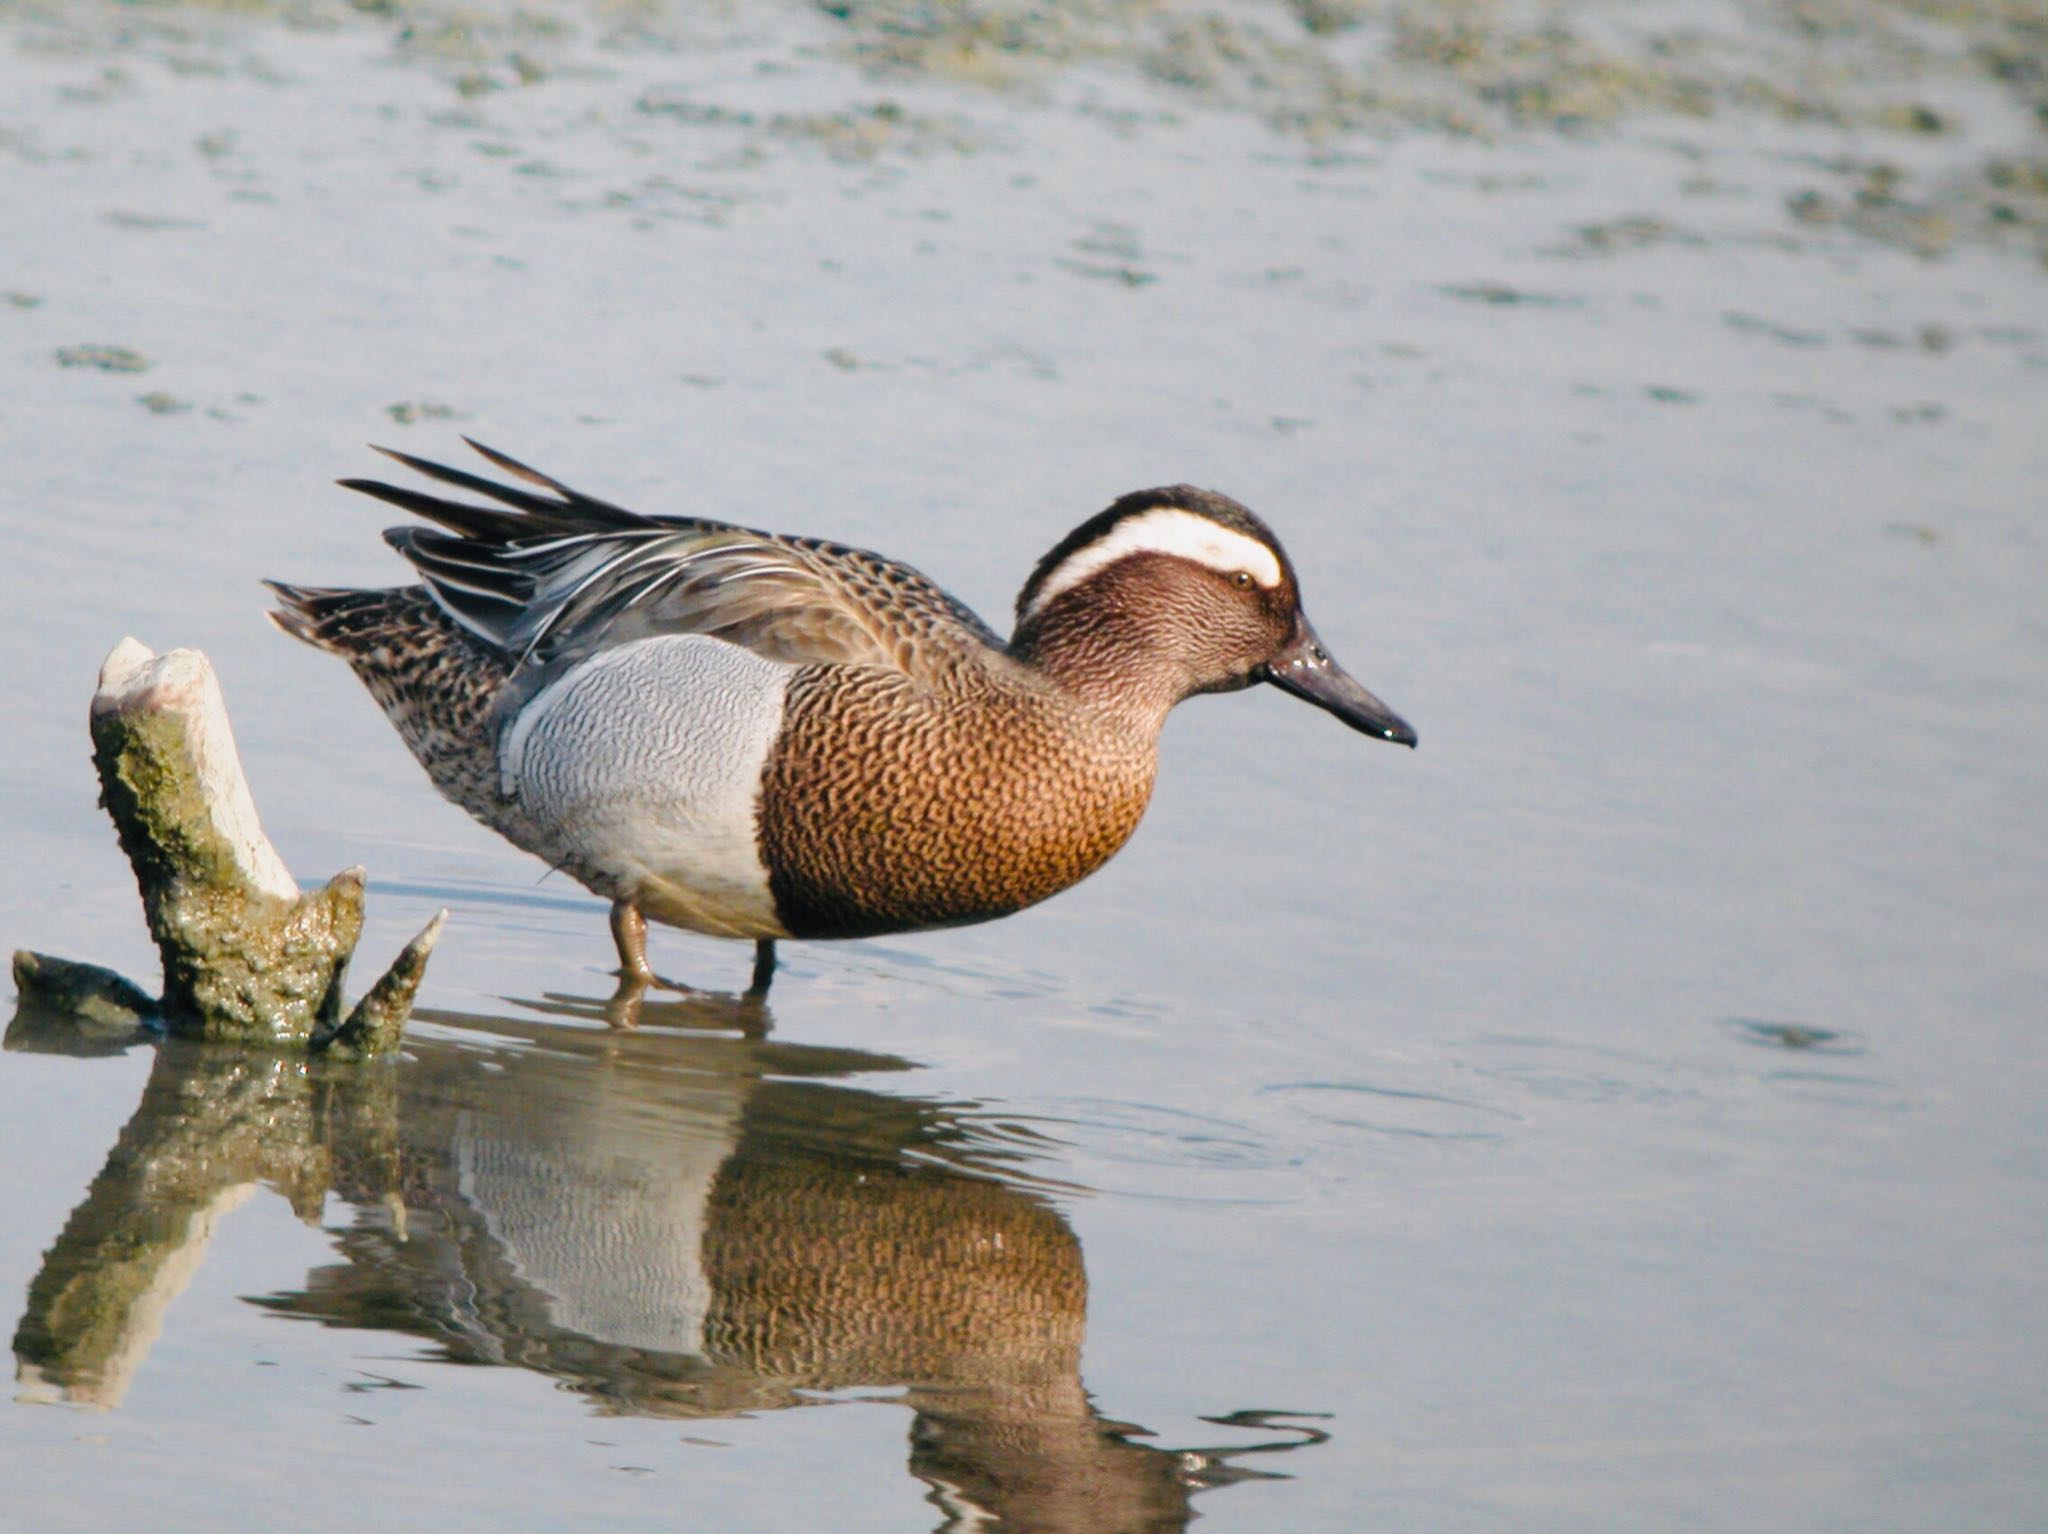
[56,344,151,373]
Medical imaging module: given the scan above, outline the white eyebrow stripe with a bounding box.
[1023,509,1284,617]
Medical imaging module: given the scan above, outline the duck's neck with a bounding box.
[1008,600,1189,739]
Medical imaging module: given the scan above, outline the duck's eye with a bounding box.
[1231,570,1254,589]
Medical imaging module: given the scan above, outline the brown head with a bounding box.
[1009,486,1418,746]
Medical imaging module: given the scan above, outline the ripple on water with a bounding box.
[1036,1099,1299,1205]
[1718,1017,1868,1056]
[1469,1059,1668,1106]
[1762,1070,1917,1113]
[1462,1033,1705,1108]
[1046,1100,1282,1170]
[1256,1081,1521,1142]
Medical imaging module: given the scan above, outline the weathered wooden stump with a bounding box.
[10,639,442,1055]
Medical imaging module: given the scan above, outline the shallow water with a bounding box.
[3,2,2046,1529]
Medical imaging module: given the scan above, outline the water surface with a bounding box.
[3,2,2044,1529]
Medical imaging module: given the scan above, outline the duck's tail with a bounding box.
[265,582,514,820]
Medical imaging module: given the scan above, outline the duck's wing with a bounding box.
[345,441,1006,678]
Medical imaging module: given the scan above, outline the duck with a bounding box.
[268,440,1415,1004]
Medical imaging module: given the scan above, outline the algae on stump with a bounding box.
[12,638,442,1053]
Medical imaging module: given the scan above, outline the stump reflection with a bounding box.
[11,994,1323,1531]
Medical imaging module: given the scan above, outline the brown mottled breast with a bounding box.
[758,663,1157,940]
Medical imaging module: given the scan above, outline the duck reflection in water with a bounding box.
[10,988,1326,1531]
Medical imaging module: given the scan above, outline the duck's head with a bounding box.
[1011,486,1417,747]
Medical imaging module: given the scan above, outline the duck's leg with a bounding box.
[610,898,658,986]
[604,971,650,1030]
[610,897,773,1014]
[605,899,658,1029]
[746,938,777,999]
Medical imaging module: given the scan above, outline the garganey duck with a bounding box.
[268,442,1416,1002]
